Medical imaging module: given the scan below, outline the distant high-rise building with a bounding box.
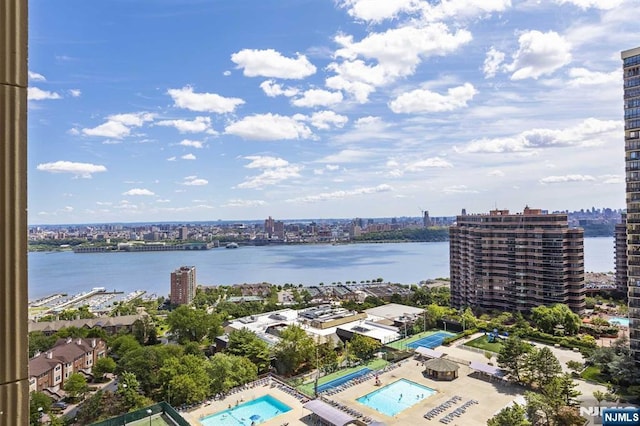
[423,211,431,227]
[449,207,585,313]
[615,213,628,297]
[623,46,640,362]
[178,226,188,240]
[170,266,196,305]
[264,216,275,237]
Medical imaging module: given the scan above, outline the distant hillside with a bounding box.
[580,222,615,237]
[353,227,449,242]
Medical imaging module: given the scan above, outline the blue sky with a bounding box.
[28,0,637,224]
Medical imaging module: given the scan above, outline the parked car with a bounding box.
[51,401,67,410]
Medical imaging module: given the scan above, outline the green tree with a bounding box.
[526,347,562,387]
[318,340,339,374]
[29,391,52,426]
[460,307,478,330]
[209,353,258,395]
[117,371,153,411]
[487,403,531,426]
[566,360,583,376]
[497,337,532,383]
[593,390,606,409]
[531,304,581,335]
[166,305,221,343]
[349,334,382,362]
[273,324,315,375]
[226,328,271,374]
[118,345,181,398]
[111,334,142,359]
[28,331,57,357]
[132,315,157,345]
[93,356,116,382]
[159,354,212,405]
[63,372,89,400]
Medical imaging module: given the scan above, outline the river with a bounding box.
[28,237,616,300]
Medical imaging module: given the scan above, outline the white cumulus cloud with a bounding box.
[244,156,290,169]
[287,184,393,203]
[223,199,266,207]
[539,174,596,184]
[259,80,299,97]
[483,47,505,78]
[456,118,621,153]
[122,188,155,196]
[179,139,204,149]
[28,87,62,100]
[225,113,312,140]
[69,89,82,97]
[183,176,208,186]
[82,112,155,139]
[181,153,196,160]
[167,86,245,113]
[567,67,619,87]
[328,23,472,102]
[156,116,215,134]
[36,161,107,178]
[389,83,477,113]
[237,165,302,189]
[554,0,622,9]
[292,89,343,108]
[507,30,572,80]
[307,110,349,130]
[28,71,46,81]
[231,48,317,79]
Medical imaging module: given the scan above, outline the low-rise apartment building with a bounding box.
[29,337,107,394]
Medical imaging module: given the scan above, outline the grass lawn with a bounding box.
[464,335,504,353]
[298,358,388,396]
[581,366,607,384]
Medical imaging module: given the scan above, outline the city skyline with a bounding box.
[28,0,637,224]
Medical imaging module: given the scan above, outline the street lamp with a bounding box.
[146,408,152,425]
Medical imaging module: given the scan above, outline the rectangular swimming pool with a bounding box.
[406,331,456,349]
[316,367,372,393]
[357,378,436,417]
[199,394,291,426]
[609,316,629,327]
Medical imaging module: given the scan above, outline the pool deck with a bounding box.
[181,334,609,426]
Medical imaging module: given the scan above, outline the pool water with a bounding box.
[200,394,291,426]
[609,316,629,327]
[357,378,436,417]
[317,367,371,393]
[407,331,456,349]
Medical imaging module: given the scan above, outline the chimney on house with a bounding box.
[34,351,41,358]
[91,339,96,348]
[46,351,53,359]
[77,338,82,345]
[66,336,72,344]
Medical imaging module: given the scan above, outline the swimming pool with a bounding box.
[356,378,436,417]
[407,331,456,349]
[199,394,291,426]
[316,367,372,393]
[609,316,630,327]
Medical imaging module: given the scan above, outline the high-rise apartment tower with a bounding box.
[623,46,640,362]
[615,213,628,297]
[170,266,197,305]
[449,207,585,313]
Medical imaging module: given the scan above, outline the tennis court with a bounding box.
[406,331,456,349]
[316,367,372,393]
